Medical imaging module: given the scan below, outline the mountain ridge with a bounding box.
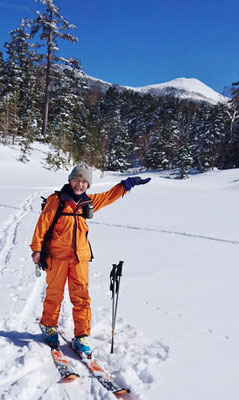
[84,74,228,104]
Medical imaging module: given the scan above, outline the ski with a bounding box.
[58,329,132,398]
[51,348,79,382]
[38,319,79,382]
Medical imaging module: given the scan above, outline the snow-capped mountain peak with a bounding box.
[126,77,227,104]
[83,73,227,104]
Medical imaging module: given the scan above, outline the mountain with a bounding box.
[126,77,227,104]
[84,74,112,93]
[84,74,227,104]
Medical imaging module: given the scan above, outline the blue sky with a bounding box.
[0,0,239,94]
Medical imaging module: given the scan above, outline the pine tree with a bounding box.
[28,0,78,138]
[107,117,132,171]
[120,90,144,166]
[100,87,134,171]
[0,52,7,143]
[160,100,181,169]
[4,24,40,149]
[0,52,6,97]
[194,105,223,171]
[174,140,193,179]
[4,31,22,144]
[44,57,93,169]
[231,80,239,115]
[144,132,162,169]
[223,81,239,168]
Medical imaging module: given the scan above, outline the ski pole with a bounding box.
[110,261,124,354]
[113,261,123,334]
[110,264,117,354]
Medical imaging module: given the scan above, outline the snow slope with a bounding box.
[0,143,239,400]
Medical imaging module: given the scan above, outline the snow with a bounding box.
[0,142,239,399]
[84,74,227,104]
[126,77,228,104]
[84,73,112,85]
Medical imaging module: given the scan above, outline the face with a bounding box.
[70,175,88,195]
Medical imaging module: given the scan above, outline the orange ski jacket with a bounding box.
[30,183,125,262]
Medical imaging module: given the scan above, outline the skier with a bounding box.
[31,163,150,355]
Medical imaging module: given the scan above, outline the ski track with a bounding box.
[0,193,37,272]
[89,221,239,246]
[0,204,21,211]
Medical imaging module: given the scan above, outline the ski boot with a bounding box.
[44,326,59,348]
[73,335,92,358]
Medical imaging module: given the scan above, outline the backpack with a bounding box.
[38,192,93,270]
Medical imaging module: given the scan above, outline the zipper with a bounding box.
[72,199,93,262]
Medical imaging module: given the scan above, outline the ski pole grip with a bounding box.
[117,261,124,276]
[110,264,117,293]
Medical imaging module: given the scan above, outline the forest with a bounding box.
[0,0,239,178]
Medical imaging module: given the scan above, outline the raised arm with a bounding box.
[89,177,151,212]
[88,183,125,212]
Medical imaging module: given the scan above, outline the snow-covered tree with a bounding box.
[145,132,162,169]
[107,117,132,171]
[44,58,89,168]
[194,105,224,171]
[3,24,40,148]
[0,52,7,143]
[174,141,193,179]
[27,0,78,138]
[160,102,181,169]
[222,82,239,168]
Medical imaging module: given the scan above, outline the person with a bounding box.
[31,163,150,356]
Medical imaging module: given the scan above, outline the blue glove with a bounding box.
[121,176,151,191]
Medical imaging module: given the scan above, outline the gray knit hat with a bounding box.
[68,163,92,187]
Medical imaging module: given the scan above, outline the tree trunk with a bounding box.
[42,10,53,139]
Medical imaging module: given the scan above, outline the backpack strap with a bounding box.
[43,194,65,244]
[39,193,65,269]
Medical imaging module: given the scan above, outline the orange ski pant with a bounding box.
[40,256,91,336]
